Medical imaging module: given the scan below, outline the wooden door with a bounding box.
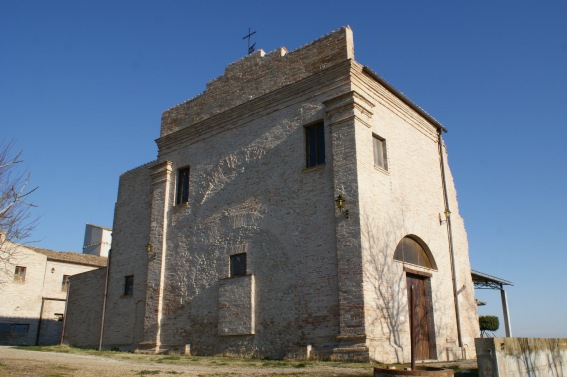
[406,274,431,360]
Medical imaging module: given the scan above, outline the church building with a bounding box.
[64,27,480,363]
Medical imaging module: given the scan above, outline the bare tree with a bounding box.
[0,142,38,286]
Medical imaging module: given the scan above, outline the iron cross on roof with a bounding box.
[242,27,256,55]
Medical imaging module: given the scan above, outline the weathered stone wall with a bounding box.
[100,164,153,350]
[63,268,106,348]
[476,338,567,377]
[154,85,350,358]
[350,63,479,362]
[120,27,359,358]
[218,275,255,336]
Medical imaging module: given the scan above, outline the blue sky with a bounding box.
[1,1,566,338]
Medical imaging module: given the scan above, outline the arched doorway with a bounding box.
[394,235,437,360]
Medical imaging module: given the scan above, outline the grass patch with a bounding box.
[293,362,307,368]
[16,345,72,353]
[261,360,290,367]
[156,356,181,363]
[15,344,122,357]
[160,356,181,361]
[139,371,160,376]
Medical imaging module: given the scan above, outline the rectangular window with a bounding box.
[14,266,26,283]
[230,253,247,277]
[176,167,190,205]
[0,323,10,333]
[124,275,134,296]
[61,275,70,292]
[305,122,325,168]
[11,324,29,334]
[373,134,388,170]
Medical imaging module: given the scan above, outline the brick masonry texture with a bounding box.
[64,26,479,362]
[218,275,255,336]
[63,268,107,348]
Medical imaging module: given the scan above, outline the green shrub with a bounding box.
[479,315,499,332]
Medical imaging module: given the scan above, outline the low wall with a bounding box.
[475,338,567,377]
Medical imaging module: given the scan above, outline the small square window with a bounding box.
[373,134,388,170]
[14,266,26,283]
[305,122,325,168]
[230,253,247,277]
[124,275,134,296]
[61,275,70,292]
[176,167,190,205]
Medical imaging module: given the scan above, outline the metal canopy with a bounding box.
[471,269,514,337]
[471,269,513,290]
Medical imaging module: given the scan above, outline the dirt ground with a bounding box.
[0,346,478,377]
[0,346,373,377]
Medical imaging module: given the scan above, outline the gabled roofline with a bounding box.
[362,66,448,133]
[30,246,107,268]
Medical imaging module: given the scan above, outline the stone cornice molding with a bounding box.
[323,90,375,128]
[149,161,173,185]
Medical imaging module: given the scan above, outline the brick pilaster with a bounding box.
[324,91,374,347]
[141,160,173,351]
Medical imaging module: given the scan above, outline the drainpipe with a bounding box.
[437,131,463,351]
[98,249,111,351]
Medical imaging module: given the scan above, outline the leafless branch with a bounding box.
[0,142,39,287]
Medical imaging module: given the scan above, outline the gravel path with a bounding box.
[0,346,373,377]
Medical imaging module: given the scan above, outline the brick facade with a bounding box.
[65,27,479,362]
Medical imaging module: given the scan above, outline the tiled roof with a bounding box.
[30,247,107,267]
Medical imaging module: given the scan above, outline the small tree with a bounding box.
[479,315,499,338]
[0,142,38,287]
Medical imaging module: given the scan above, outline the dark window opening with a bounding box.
[305,122,325,168]
[61,275,70,292]
[176,167,190,205]
[124,275,134,296]
[14,266,26,283]
[230,253,247,277]
[373,134,388,170]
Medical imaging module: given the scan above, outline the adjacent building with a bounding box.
[0,236,106,345]
[83,224,112,257]
[64,27,480,363]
